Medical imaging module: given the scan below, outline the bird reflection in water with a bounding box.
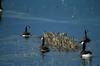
[80,58,92,66]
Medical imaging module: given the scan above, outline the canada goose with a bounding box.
[80,30,92,59]
[40,36,49,53]
[22,25,31,38]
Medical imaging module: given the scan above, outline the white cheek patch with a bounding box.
[0,9,3,12]
[41,37,43,40]
[81,42,84,45]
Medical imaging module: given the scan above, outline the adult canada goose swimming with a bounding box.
[40,36,50,53]
[80,30,92,59]
[22,25,31,38]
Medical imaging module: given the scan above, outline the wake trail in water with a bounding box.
[3,10,69,23]
[2,10,100,26]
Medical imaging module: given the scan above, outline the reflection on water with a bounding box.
[80,58,92,66]
[0,11,2,21]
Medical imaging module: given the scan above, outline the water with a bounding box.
[0,0,100,66]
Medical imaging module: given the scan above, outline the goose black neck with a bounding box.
[82,43,86,51]
[84,30,91,43]
[25,26,27,32]
[85,30,87,39]
[0,0,2,9]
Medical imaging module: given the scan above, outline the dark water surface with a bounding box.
[0,0,100,66]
